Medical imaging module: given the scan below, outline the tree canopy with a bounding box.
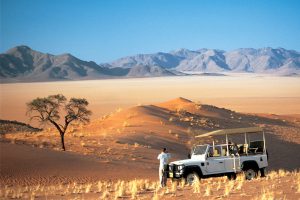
[27,94,92,150]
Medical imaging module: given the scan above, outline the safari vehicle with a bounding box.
[168,127,268,184]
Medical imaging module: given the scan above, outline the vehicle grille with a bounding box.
[169,164,179,172]
[169,164,175,172]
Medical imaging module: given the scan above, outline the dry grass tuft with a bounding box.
[152,190,159,200]
[216,181,222,191]
[123,121,130,127]
[203,184,211,196]
[296,172,300,193]
[252,188,275,200]
[267,170,278,180]
[114,180,126,198]
[85,184,92,193]
[278,169,288,177]
[101,190,110,199]
[192,179,201,193]
[129,179,138,199]
[180,179,185,189]
[236,174,245,190]
[171,181,177,194]
[224,180,234,196]
[2,170,300,199]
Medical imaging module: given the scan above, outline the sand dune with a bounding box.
[1,76,300,125]
[1,97,300,188]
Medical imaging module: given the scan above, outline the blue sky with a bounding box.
[1,0,300,63]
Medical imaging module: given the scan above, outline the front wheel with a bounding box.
[244,168,258,180]
[185,172,200,185]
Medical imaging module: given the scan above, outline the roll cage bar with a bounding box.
[195,127,266,156]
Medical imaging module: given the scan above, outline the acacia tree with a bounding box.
[27,94,92,151]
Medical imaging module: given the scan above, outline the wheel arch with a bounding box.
[184,165,203,178]
[242,160,259,171]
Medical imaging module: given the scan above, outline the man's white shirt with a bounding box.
[157,152,171,169]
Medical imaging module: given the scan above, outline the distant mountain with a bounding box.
[0,46,129,82]
[126,65,174,77]
[109,47,300,75]
[110,52,183,69]
[224,48,300,74]
[175,49,230,72]
[1,46,299,82]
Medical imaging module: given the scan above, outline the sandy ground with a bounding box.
[1,158,299,199]
[0,142,158,186]
[1,76,300,125]
[1,98,300,188]
[0,76,300,199]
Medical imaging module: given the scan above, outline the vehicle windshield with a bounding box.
[192,145,208,155]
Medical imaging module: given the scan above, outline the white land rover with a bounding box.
[168,127,268,184]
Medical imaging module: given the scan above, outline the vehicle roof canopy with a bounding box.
[195,127,263,138]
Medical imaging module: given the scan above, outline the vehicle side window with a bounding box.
[208,146,222,157]
[193,145,208,155]
[213,146,221,157]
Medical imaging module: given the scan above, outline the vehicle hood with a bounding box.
[170,158,205,166]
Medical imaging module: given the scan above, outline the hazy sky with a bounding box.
[1,0,300,63]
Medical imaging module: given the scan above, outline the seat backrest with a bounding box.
[214,149,220,157]
[221,149,226,156]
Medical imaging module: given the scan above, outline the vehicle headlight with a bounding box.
[177,165,184,171]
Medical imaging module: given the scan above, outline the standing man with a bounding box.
[157,148,171,187]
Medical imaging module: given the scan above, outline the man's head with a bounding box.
[162,148,167,153]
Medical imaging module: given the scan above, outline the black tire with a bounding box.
[244,168,258,180]
[185,172,200,185]
[227,173,237,180]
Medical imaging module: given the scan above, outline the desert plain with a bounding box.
[0,75,300,199]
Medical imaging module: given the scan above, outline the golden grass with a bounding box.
[203,184,211,196]
[295,170,300,193]
[1,170,300,199]
[170,180,178,194]
[252,188,275,200]
[0,179,158,199]
[192,178,201,193]
[152,190,159,200]
[180,179,185,189]
[236,173,245,190]
[224,180,235,197]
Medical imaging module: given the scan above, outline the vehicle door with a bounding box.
[223,145,241,172]
[206,146,226,174]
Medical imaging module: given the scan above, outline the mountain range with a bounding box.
[1,46,300,82]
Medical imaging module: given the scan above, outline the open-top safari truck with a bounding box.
[168,127,268,184]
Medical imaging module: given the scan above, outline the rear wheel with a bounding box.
[244,168,258,180]
[186,172,200,185]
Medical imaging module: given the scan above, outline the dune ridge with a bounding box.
[1,97,300,189]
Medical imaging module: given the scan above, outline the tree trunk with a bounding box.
[60,132,66,151]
